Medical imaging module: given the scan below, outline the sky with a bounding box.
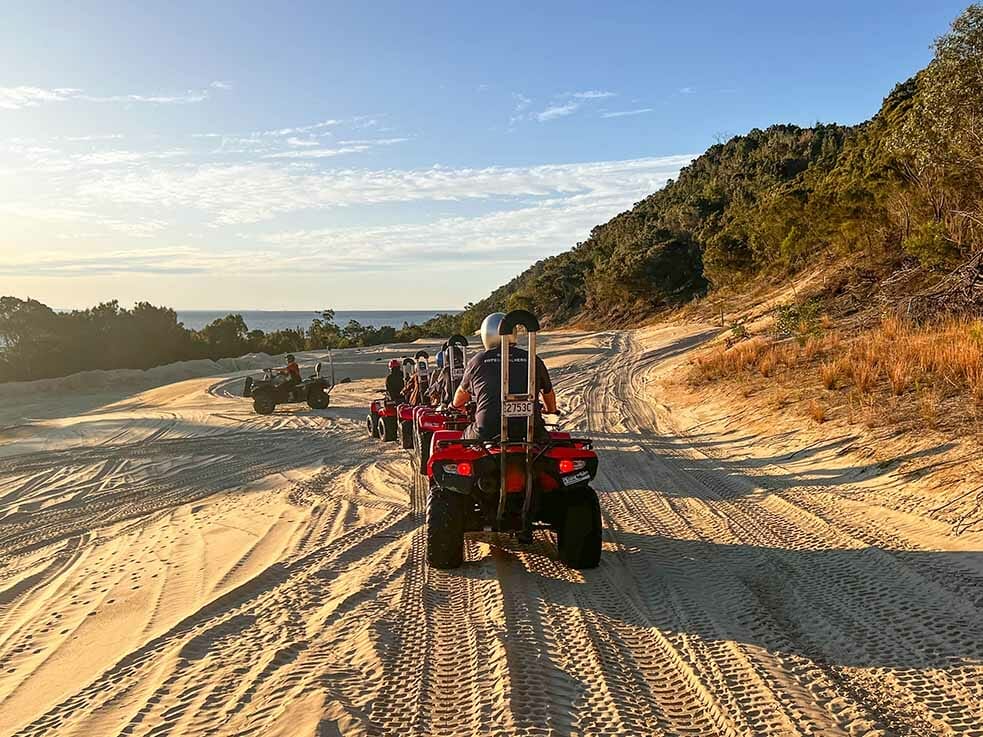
[0,0,970,310]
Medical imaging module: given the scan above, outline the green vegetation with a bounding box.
[431,5,983,329]
[0,299,452,383]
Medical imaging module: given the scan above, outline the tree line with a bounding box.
[0,299,461,383]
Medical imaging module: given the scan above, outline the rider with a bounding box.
[278,354,301,384]
[429,343,464,406]
[385,358,404,401]
[405,352,431,405]
[453,313,557,440]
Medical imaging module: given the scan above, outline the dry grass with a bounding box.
[848,350,879,394]
[820,358,847,389]
[691,315,983,433]
[757,350,778,377]
[694,338,771,381]
[887,358,914,395]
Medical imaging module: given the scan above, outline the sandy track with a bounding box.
[1,330,981,736]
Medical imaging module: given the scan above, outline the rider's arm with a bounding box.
[452,387,471,410]
[537,358,557,413]
[541,389,558,414]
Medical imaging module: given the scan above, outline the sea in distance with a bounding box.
[176,310,460,333]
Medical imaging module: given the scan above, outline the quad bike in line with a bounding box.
[243,353,343,415]
[399,335,470,452]
[368,350,430,442]
[423,311,602,570]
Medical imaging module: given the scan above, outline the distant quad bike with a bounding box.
[242,355,337,415]
[367,395,399,441]
[423,312,602,570]
[398,335,470,452]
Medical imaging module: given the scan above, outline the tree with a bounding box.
[201,314,248,358]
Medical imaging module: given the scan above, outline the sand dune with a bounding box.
[1,329,981,736]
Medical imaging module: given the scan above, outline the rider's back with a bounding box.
[460,345,552,440]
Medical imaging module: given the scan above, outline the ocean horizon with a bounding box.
[176,309,460,333]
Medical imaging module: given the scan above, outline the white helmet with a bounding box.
[480,312,516,350]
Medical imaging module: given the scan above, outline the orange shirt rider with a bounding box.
[278,354,301,384]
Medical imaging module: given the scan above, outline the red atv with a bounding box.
[402,335,470,455]
[422,311,602,570]
[367,395,398,441]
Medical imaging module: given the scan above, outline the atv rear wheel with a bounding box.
[380,415,397,442]
[398,420,414,450]
[556,486,602,569]
[415,428,433,475]
[366,413,380,438]
[307,387,329,409]
[426,485,467,569]
[253,393,276,415]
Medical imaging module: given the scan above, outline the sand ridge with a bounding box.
[1,330,981,736]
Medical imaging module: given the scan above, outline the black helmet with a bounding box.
[286,354,295,362]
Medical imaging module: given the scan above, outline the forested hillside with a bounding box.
[449,5,983,329]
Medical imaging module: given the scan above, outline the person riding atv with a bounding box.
[453,313,557,440]
[425,310,601,570]
[429,341,465,406]
[243,355,332,414]
[404,351,431,405]
[279,354,301,385]
[385,358,404,400]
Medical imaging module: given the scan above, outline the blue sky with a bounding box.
[0,0,968,309]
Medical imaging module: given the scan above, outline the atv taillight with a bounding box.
[445,461,473,476]
[558,459,587,474]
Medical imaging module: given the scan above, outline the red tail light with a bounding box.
[558,459,575,474]
[456,461,473,477]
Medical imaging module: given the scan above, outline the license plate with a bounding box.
[504,400,534,417]
[561,470,591,486]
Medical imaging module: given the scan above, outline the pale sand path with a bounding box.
[0,329,981,736]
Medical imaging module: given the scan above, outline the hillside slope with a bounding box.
[449,5,982,330]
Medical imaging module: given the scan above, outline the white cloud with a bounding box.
[255,120,340,136]
[679,87,695,95]
[63,134,125,141]
[76,154,694,226]
[0,202,168,238]
[0,84,217,109]
[601,108,654,118]
[262,138,407,159]
[571,90,616,99]
[210,80,233,90]
[263,146,374,159]
[81,91,209,104]
[535,102,580,122]
[287,137,320,147]
[0,86,81,110]
[3,153,696,286]
[71,149,188,166]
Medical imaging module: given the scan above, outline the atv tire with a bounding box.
[366,413,380,438]
[253,393,276,415]
[307,388,329,409]
[426,485,467,569]
[398,420,414,450]
[380,415,397,442]
[415,429,433,475]
[556,486,602,569]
